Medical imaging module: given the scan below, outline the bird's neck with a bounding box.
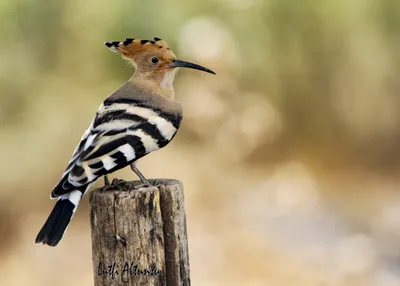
[131,70,176,100]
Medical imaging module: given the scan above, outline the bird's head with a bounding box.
[105,37,215,96]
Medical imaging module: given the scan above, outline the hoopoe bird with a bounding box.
[35,37,215,246]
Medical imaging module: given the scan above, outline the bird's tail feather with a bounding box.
[35,190,82,247]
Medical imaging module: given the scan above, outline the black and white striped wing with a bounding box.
[51,103,179,198]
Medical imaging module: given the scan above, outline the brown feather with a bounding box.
[107,81,183,117]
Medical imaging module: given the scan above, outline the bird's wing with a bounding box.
[51,101,180,198]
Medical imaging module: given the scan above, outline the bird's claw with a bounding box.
[133,180,152,190]
[101,178,127,191]
[111,178,125,185]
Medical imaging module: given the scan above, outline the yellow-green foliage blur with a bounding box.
[1,1,400,285]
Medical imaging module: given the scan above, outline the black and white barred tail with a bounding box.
[35,190,82,246]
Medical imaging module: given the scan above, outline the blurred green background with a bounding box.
[1,0,400,285]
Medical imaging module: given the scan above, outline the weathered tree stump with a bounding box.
[89,179,190,286]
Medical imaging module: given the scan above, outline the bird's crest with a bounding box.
[105,37,174,60]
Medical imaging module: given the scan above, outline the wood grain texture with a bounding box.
[89,179,190,286]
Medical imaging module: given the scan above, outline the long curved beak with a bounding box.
[169,59,216,75]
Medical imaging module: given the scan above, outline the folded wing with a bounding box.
[51,102,179,198]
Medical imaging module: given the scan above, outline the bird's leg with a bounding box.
[130,162,151,187]
[100,175,111,191]
[104,175,110,186]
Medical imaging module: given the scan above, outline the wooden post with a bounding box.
[89,179,190,286]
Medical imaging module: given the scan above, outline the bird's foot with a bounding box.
[111,178,128,189]
[133,178,152,190]
[101,178,127,191]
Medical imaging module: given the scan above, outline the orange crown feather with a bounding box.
[105,37,171,58]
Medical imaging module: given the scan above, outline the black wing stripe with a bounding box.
[126,135,146,157]
[113,154,127,166]
[103,97,142,106]
[158,112,182,129]
[132,122,167,146]
[103,129,126,136]
[93,168,107,177]
[110,150,124,159]
[77,177,88,185]
[88,161,104,169]
[85,137,127,160]
[70,165,84,177]
[94,111,145,128]
[103,98,181,129]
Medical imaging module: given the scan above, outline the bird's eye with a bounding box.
[151,57,159,64]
